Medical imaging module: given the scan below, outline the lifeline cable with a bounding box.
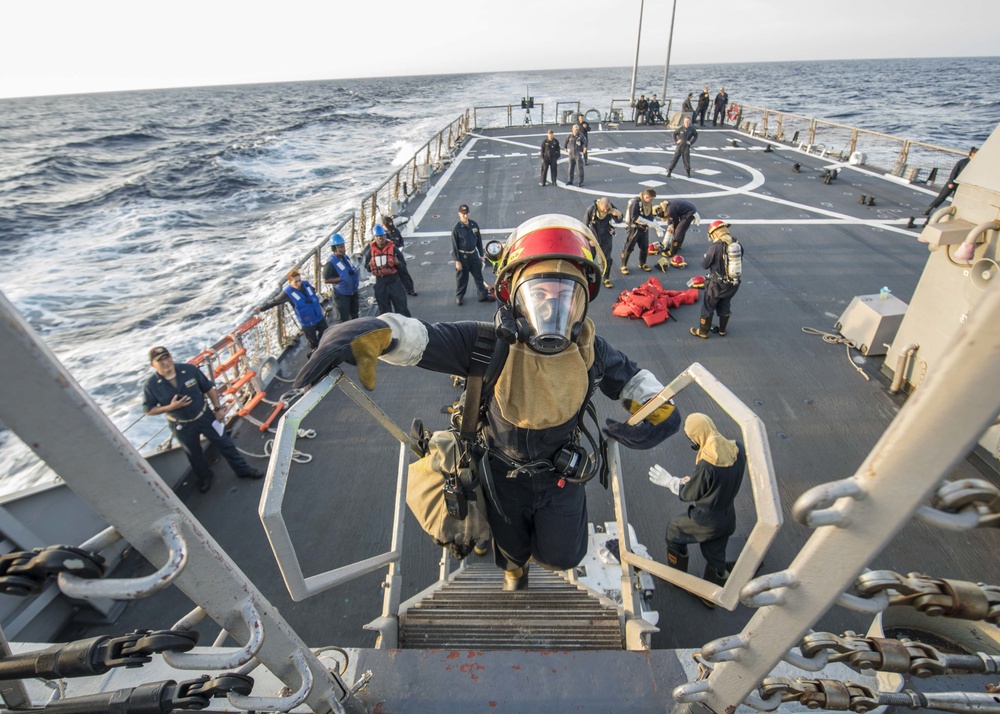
[235,428,316,464]
[800,327,870,381]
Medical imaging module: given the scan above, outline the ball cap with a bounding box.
[458,204,470,213]
[149,346,170,362]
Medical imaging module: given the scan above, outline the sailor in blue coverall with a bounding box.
[257,268,329,349]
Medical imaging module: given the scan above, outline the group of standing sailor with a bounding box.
[538,114,592,187]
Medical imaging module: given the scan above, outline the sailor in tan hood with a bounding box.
[649,412,745,606]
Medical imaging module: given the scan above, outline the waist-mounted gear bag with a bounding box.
[405,323,496,559]
[406,429,490,560]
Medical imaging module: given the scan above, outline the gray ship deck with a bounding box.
[63,121,999,657]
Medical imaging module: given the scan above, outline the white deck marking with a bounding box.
[409,136,480,228]
[409,218,917,238]
[440,132,919,237]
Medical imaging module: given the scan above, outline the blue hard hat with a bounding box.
[330,233,345,246]
[372,225,387,237]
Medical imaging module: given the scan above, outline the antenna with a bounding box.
[520,85,534,125]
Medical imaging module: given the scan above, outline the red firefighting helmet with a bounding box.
[670,254,687,269]
[708,220,731,239]
[495,214,604,304]
[687,275,706,289]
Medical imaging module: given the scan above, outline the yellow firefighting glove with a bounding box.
[623,398,675,425]
[293,318,393,390]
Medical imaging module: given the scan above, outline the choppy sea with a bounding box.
[1,56,998,495]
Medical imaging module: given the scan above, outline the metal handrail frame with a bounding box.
[258,370,412,603]
[610,362,782,614]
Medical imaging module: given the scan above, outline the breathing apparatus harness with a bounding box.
[450,321,608,523]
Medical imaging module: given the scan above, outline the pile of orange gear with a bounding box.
[611,277,700,327]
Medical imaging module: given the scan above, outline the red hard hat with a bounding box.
[687,275,706,288]
[496,215,604,303]
[670,254,687,268]
[708,220,731,238]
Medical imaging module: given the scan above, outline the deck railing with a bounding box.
[473,103,547,128]
[126,111,471,448]
[736,103,965,180]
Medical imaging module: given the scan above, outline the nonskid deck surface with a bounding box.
[64,122,998,654]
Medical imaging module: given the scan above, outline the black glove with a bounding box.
[293,317,394,390]
[604,404,682,450]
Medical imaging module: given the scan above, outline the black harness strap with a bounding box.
[460,322,498,441]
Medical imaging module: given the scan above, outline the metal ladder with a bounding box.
[398,563,623,650]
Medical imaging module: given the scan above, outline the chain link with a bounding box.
[762,677,1000,714]
[801,631,942,677]
[0,630,199,681]
[759,677,881,712]
[801,630,1000,678]
[855,570,1000,624]
[918,479,1000,530]
[0,546,105,596]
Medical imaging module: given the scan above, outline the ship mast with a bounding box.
[661,0,678,100]
[628,0,644,110]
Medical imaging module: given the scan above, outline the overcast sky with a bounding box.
[3,0,998,99]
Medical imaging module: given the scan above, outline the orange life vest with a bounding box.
[369,241,397,277]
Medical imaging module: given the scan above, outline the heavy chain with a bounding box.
[854,571,1000,624]
[759,678,880,712]
[800,631,1000,678]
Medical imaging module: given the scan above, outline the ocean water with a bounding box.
[1,56,998,495]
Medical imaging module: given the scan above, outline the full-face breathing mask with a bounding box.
[496,275,587,354]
